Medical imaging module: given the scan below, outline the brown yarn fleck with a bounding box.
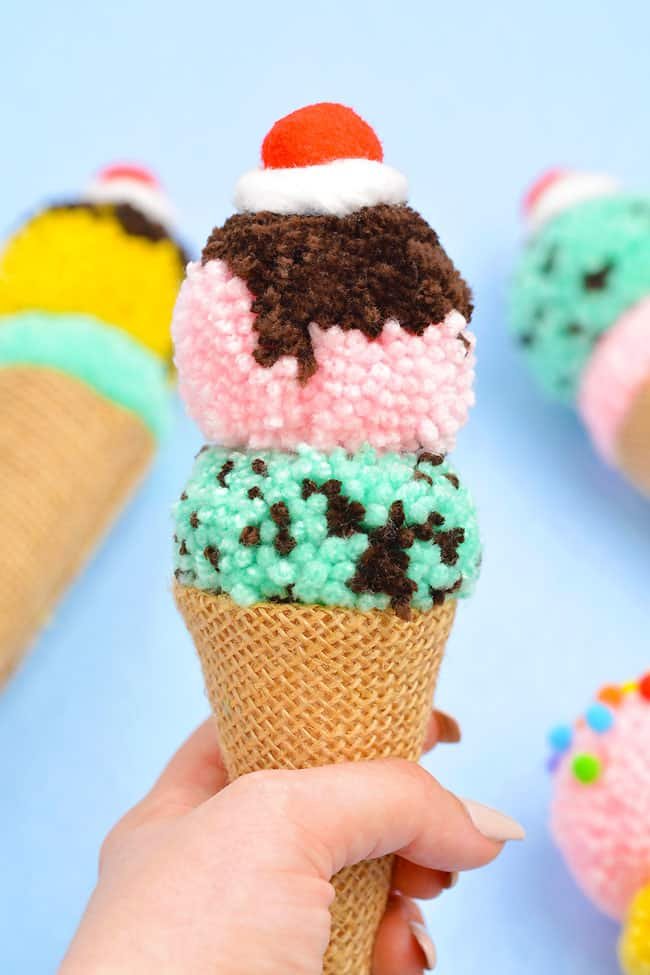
[270,501,296,556]
[180,491,188,501]
[202,205,473,382]
[429,577,462,605]
[301,478,366,538]
[203,545,220,570]
[583,263,613,291]
[217,460,234,488]
[433,528,465,566]
[417,452,445,467]
[348,501,418,620]
[247,486,264,500]
[251,459,269,477]
[444,473,460,489]
[413,469,433,486]
[189,511,200,529]
[240,526,261,547]
[179,539,189,556]
[268,584,296,604]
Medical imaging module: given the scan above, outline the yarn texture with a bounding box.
[550,683,650,920]
[510,193,650,401]
[173,445,480,619]
[0,311,170,439]
[0,201,186,362]
[173,248,474,454]
[579,296,650,463]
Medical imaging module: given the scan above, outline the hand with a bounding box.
[61,714,524,974]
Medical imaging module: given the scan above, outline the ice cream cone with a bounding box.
[0,365,153,684]
[174,583,455,975]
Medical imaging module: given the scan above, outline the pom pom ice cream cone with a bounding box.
[172,103,481,973]
[0,165,187,683]
[510,169,650,497]
[547,675,650,974]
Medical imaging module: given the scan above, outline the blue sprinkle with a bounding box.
[546,753,562,774]
[548,724,573,752]
[585,703,614,734]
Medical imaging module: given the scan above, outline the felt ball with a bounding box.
[548,724,573,752]
[572,753,602,784]
[639,673,650,701]
[261,102,383,170]
[585,703,614,734]
[599,685,624,708]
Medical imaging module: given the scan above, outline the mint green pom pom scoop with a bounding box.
[510,169,650,496]
[173,445,480,621]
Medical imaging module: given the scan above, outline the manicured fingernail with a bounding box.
[445,871,459,889]
[462,799,525,841]
[435,709,461,743]
[409,920,437,970]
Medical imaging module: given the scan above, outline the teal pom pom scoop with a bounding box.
[510,168,650,496]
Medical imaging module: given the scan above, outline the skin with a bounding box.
[61,711,505,974]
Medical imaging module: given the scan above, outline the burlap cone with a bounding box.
[616,377,650,497]
[174,583,456,975]
[0,365,154,683]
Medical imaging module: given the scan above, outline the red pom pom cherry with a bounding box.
[261,102,383,170]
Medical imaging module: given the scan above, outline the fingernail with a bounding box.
[409,920,437,970]
[435,709,461,743]
[462,799,525,841]
[445,871,459,889]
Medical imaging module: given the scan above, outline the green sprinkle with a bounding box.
[572,753,602,784]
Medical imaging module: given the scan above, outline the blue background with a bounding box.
[1,1,648,971]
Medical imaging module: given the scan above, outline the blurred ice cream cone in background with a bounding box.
[511,169,650,497]
[0,164,187,683]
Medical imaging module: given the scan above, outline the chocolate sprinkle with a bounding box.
[189,511,200,529]
[444,473,460,489]
[202,205,473,382]
[268,584,296,604]
[413,469,433,486]
[240,526,261,546]
[433,528,465,566]
[417,452,445,467]
[429,576,463,605]
[203,545,220,570]
[217,460,234,488]
[247,486,264,499]
[180,491,188,501]
[583,263,613,291]
[179,539,189,556]
[301,478,365,538]
[348,501,418,620]
[251,459,269,477]
[270,502,296,555]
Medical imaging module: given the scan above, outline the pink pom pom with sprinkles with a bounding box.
[172,259,475,453]
[549,676,650,921]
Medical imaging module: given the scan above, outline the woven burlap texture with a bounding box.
[617,377,650,497]
[174,584,456,975]
[0,365,154,684]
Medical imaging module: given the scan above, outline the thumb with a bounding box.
[207,759,524,881]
